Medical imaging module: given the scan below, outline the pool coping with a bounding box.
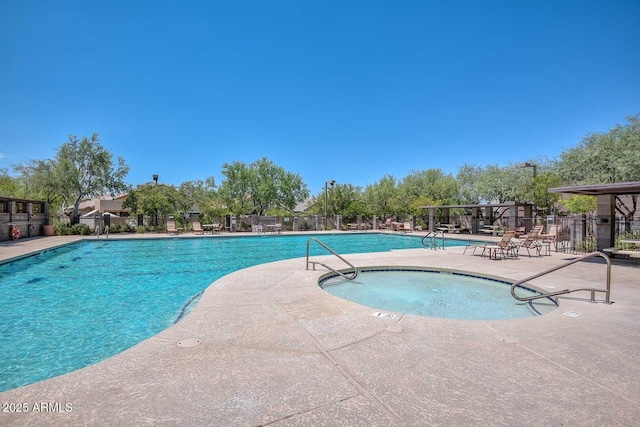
[1,234,640,425]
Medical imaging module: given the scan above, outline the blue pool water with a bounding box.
[0,233,478,391]
[321,269,557,320]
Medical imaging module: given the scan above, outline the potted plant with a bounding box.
[42,224,56,236]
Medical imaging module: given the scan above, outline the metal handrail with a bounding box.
[421,231,445,250]
[510,251,612,303]
[306,238,358,280]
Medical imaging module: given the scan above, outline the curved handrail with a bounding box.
[306,238,358,280]
[510,251,612,303]
[421,231,445,250]
[420,232,432,247]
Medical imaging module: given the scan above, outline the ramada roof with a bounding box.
[549,181,640,196]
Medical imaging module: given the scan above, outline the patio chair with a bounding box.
[166,219,180,235]
[192,220,204,235]
[402,222,413,233]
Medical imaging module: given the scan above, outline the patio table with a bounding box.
[202,224,219,235]
[482,245,504,260]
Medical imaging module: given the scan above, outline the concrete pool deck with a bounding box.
[1,234,639,426]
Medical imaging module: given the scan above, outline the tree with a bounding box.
[556,114,640,222]
[0,168,22,198]
[173,179,217,226]
[13,159,62,209]
[123,182,177,228]
[307,183,364,220]
[218,157,309,215]
[532,172,561,214]
[456,164,483,204]
[217,161,254,214]
[361,175,398,220]
[560,195,597,214]
[51,134,130,224]
[474,164,532,204]
[396,169,458,215]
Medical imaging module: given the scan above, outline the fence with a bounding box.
[554,215,640,254]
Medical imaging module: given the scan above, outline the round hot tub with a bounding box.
[319,268,557,320]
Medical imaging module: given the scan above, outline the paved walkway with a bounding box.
[1,234,639,426]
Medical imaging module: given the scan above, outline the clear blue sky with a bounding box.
[1,0,639,195]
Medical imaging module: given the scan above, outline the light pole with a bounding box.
[518,162,537,179]
[518,163,538,225]
[324,180,335,230]
[153,174,159,228]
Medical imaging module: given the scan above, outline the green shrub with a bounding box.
[55,223,92,235]
[616,230,640,250]
[72,224,92,235]
[55,223,73,236]
[109,223,134,234]
[299,222,314,231]
[576,237,597,252]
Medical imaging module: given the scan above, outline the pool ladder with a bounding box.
[510,251,612,304]
[421,231,445,250]
[306,238,358,281]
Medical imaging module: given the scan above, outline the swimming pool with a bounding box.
[320,268,557,320]
[0,233,480,391]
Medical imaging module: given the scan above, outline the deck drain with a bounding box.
[385,325,404,333]
[373,312,396,319]
[177,338,202,348]
[495,334,518,344]
[564,310,581,317]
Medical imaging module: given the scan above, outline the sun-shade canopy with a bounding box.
[549,181,640,196]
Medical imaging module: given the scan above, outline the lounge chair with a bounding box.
[464,231,513,256]
[463,241,488,255]
[166,219,180,235]
[390,222,403,232]
[192,220,204,235]
[482,231,517,260]
[520,225,543,239]
[538,224,558,242]
[514,228,542,257]
[402,222,413,233]
[514,226,526,237]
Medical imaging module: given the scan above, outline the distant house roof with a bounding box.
[294,200,312,213]
[549,181,640,196]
